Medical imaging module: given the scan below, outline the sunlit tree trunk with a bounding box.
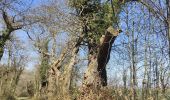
[47,35,83,99]
[47,50,67,98]
[61,46,79,97]
[61,35,83,97]
[131,22,138,100]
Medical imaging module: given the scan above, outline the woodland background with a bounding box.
[0,0,170,100]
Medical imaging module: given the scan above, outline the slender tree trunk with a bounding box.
[142,32,148,100]
[129,22,138,100]
[153,55,159,100]
[148,40,152,97]
[81,26,120,97]
[123,69,127,94]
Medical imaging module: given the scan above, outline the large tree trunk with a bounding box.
[81,26,120,97]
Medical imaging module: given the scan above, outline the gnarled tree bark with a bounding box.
[47,35,83,99]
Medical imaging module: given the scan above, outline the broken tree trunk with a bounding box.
[81,26,120,97]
